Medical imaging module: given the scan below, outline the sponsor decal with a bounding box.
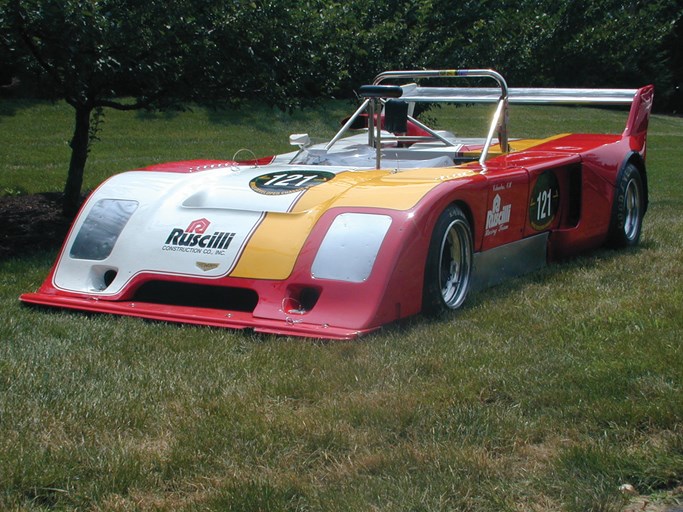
[186,218,210,234]
[163,218,236,255]
[529,172,560,230]
[250,170,334,195]
[485,194,512,237]
[492,181,512,192]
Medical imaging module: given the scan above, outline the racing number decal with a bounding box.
[529,172,560,230]
[250,171,335,195]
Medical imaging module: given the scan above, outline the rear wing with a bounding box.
[396,84,640,105]
[623,84,654,154]
[331,69,653,167]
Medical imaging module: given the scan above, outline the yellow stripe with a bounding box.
[332,167,476,208]
[230,167,477,279]
[230,210,320,279]
[507,134,570,152]
[460,134,572,160]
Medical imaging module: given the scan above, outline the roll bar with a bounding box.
[371,69,509,166]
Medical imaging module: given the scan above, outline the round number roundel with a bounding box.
[250,171,335,195]
[529,172,560,231]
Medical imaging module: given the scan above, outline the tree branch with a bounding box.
[17,28,64,89]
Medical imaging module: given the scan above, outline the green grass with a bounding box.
[1,99,682,511]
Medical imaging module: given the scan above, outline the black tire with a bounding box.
[422,205,473,316]
[607,163,645,248]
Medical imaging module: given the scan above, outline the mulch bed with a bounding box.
[0,193,74,261]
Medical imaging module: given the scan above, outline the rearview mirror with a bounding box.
[289,133,311,148]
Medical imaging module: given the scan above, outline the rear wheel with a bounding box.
[422,205,473,316]
[607,163,644,248]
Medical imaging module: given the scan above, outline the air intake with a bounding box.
[132,281,258,312]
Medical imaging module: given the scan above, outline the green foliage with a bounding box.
[0,0,350,108]
[5,0,191,105]
[530,0,678,99]
[396,0,680,105]
[2,0,680,102]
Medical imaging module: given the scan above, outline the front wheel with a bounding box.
[607,163,645,248]
[422,205,473,316]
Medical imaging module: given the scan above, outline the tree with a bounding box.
[417,0,681,100]
[1,0,340,216]
[2,0,221,214]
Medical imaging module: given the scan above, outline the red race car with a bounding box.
[21,69,654,339]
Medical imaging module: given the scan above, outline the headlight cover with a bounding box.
[70,199,139,260]
[312,213,392,282]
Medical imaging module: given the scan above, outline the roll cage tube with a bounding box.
[372,69,510,166]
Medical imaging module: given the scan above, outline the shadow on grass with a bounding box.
[379,243,649,338]
[134,108,182,121]
[0,97,58,119]
[202,99,353,134]
[14,240,648,345]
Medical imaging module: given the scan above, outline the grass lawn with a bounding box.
[1,98,682,511]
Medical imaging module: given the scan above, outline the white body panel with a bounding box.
[52,165,350,295]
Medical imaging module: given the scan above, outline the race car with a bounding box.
[21,69,654,339]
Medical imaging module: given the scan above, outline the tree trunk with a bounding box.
[62,104,91,217]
